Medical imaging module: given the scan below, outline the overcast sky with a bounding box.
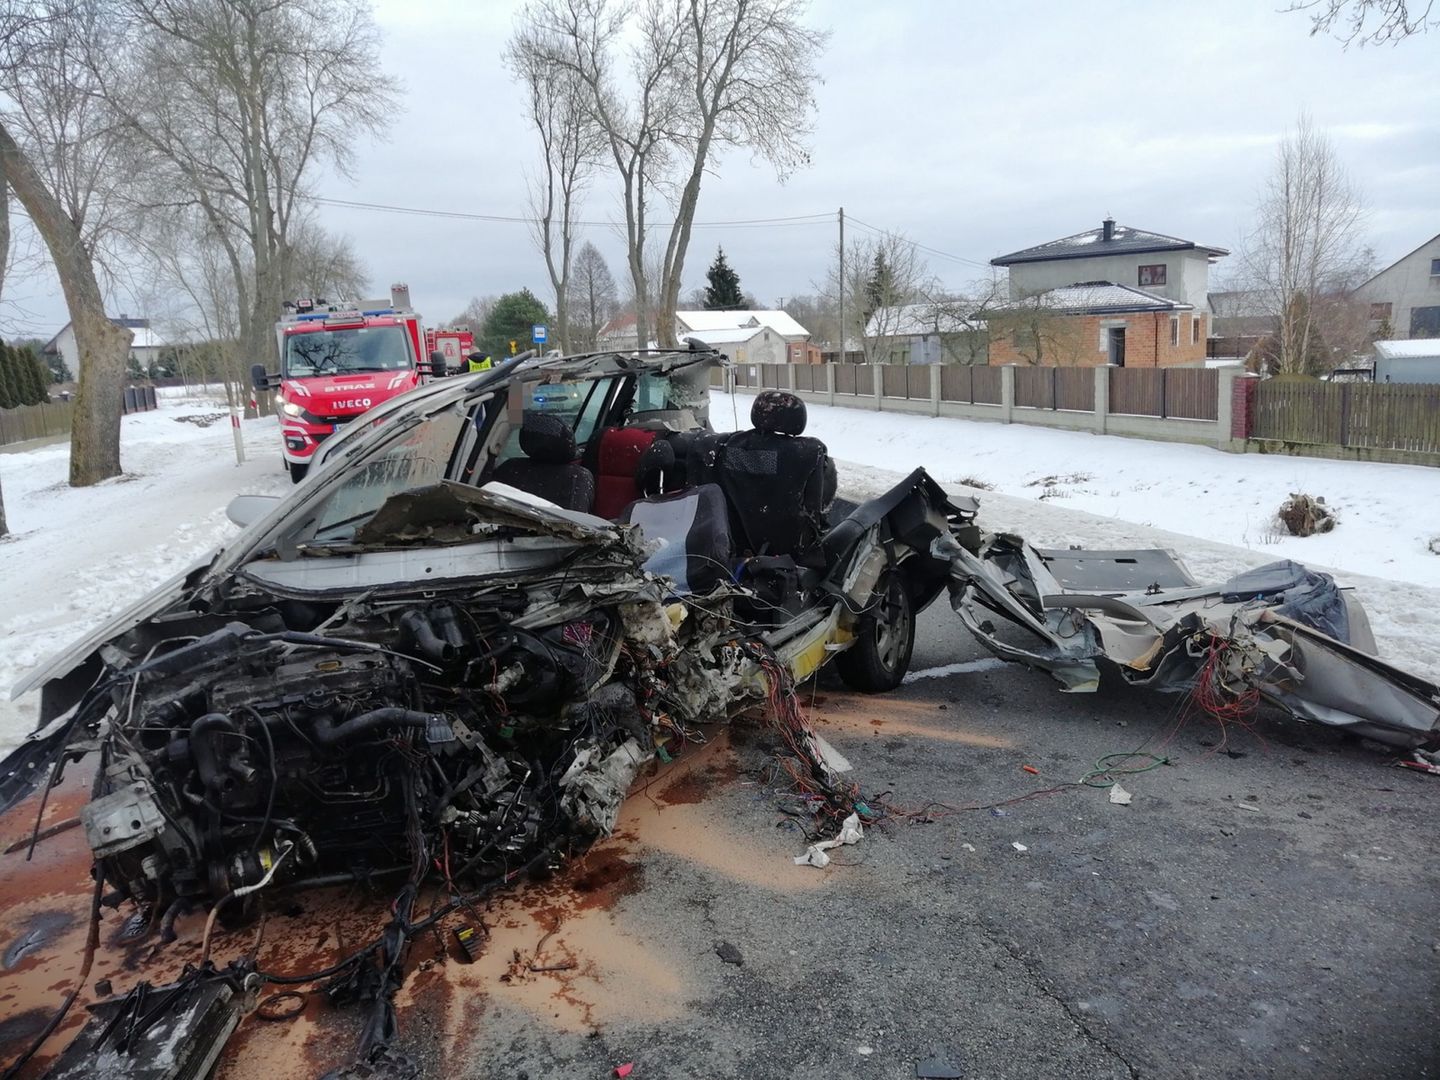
[5,0,1438,337]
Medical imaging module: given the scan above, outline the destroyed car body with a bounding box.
[945,534,1440,746]
[0,347,979,1077]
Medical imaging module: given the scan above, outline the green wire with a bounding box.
[1080,751,1170,788]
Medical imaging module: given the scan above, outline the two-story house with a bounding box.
[1353,233,1440,340]
[988,219,1227,367]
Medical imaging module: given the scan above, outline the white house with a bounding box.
[595,308,811,355]
[1353,234,1440,339]
[42,316,165,380]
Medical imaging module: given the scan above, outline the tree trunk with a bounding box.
[0,121,129,486]
[0,162,9,300]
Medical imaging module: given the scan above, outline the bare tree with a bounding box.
[568,240,617,350]
[0,3,132,485]
[283,217,369,302]
[1289,0,1437,43]
[1239,116,1370,376]
[104,0,399,399]
[507,31,603,352]
[652,0,827,345]
[986,295,1084,365]
[449,295,497,330]
[516,0,685,355]
[818,231,931,363]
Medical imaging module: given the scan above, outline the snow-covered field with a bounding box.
[712,390,1440,590]
[0,391,287,753]
[0,387,1436,757]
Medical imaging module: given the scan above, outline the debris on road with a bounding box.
[945,536,1440,746]
[614,1063,635,1078]
[916,1059,964,1079]
[1108,783,1133,805]
[715,941,744,965]
[794,812,864,868]
[1012,842,1029,852]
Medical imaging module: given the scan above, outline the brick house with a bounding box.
[989,218,1226,366]
[988,282,1206,367]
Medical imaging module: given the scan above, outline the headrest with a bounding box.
[518,413,577,464]
[636,439,677,497]
[751,390,806,436]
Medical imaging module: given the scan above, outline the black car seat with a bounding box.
[492,414,596,512]
[708,390,836,560]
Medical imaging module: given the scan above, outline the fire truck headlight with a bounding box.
[281,401,304,417]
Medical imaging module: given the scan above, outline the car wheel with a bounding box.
[287,461,309,484]
[836,568,914,693]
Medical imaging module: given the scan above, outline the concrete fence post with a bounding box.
[786,363,797,392]
[1215,365,1237,450]
[1094,365,1110,434]
[873,364,883,412]
[1000,365,1015,424]
[826,363,836,407]
[930,364,941,418]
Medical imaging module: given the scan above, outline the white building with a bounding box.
[595,308,810,355]
[1374,339,1440,384]
[42,316,165,380]
[1353,234,1440,339]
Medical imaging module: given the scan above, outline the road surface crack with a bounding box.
[977,916,1139,1079]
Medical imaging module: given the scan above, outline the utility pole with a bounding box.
[837,206,845,363]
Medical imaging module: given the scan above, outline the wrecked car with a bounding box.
[946,535,1440,746]
[0,347,979,1077]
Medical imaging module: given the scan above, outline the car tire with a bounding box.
[287,461,309,484]
[836,568,914,693]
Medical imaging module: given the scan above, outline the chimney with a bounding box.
[1102,217,1115,242]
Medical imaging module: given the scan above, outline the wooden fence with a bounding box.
[1108,368,1218,421]
[1253,380,1440,454]
[0,387,159,449]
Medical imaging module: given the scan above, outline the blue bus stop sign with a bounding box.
[532,324,548,344]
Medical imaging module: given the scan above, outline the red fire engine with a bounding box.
[252,284,433,482]
[425,326,475,374]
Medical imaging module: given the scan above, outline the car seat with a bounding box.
[593,427,656,518]
[491,414,596,512]
[707,390,836,561]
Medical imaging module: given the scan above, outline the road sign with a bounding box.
[532,324,548,344]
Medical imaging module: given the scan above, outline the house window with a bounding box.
[1369,302,1393,320]
[1138,264,1167,287]
[1192,316,1201,344]
[1169,317,1179,347]
[1430,258,1440,276]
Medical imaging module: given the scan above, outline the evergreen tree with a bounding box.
[13,345,39,404]
[21,347,51,403]
[702,247,744,310]
[43,350,73,384]
[864,250,895,324]
[0,344,19,409]
[478,289,552,358]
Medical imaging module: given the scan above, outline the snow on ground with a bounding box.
[712,390,1440,589]
[0,388,1435,756]
[713,390,1440,686]
[0,390,288,753]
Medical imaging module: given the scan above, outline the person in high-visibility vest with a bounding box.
[466,350,493,373]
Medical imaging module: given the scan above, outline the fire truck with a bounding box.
[252,284,434,482]
[425,326,475,374]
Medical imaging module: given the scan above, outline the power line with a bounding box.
[845,215,993,270]
[303,194,835,230]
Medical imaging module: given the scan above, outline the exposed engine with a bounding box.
[83,599,658,920]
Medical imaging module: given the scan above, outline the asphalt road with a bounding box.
[435,599,1440,1080]
[3,601,1436,1080]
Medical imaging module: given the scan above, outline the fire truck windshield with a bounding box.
[283,325,413,378]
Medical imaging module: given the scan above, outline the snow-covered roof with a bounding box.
[1374,339,1440,360]
[1003,282,1192,314]
[129,327,165,349]
[42,317,165,352]
[684,325,767,346]
[676,309,810,338]
[864,302,983,338]
[993,221,1227,266]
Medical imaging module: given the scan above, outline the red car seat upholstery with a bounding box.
[593,427,656,518]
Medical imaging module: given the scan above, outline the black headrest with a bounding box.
[518,413,577,463]
[636,439,677,497]
[751,390,806,435]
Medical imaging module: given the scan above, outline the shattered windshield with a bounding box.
[298,407,469,544]
[283,325,413,377]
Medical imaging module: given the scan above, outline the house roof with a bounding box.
[1005,281,1193,315]
[597,312,638,339]
[865,302,983,338]
[676,309,810,338]
[1356,232,1440,292]
[684,326,767,346]
[42,317,164,354]
[992,221,1228,266]
[1374,339,1440,360]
